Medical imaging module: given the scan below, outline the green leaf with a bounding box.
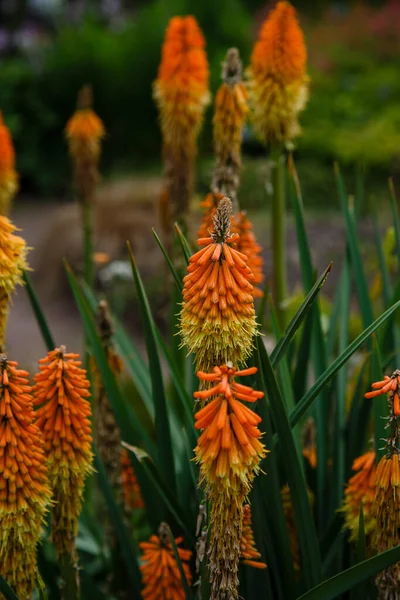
[256,337,322,589]
[350,506,367,600]
[152,229,182,292]
[174,224,192,264]
[389,178,400,266]
[128,244,177,497]
[165,525,193,600]
[297,544,400,600]
[23,271,55,351]
[290,299,400,429]
[93,445,142,596]
[270,263,332,369]
[0,575,18,600]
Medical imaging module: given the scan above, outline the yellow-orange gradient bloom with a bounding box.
[236,212,264,298]
[0,354,51,598]
[121,449,144,511]
[241,504,267,569]
[139,524,192,600]
[33,347,93,557]
[194,364,266,599]
[0,113,18,216]
[0,216,28,347]
[180,197,257,372]
[341,451,376,542]
[248,1,309,145]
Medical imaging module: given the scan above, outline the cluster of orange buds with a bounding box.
[235,212,264,297]
[0,112,18,216]
[0,216,28,347]
[212,48,248,204]
[65,85,105,201]
[194,363,266,599]
[139,523,192,600]
[33,347,93,559]
[248,1,309,146]
[121,449,144,511]
[153,16,210,227]
[340,451,376,542]
[180,197,257,372]
[0,354,51,597]
[365,371,400,415]
[240,504,267,569]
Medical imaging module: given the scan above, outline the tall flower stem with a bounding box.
[270,148,287,329]
[81,198,94,289]
[60,553,80,600]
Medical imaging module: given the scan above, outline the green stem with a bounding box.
[81,200,94,289]
[59,552,80,600]
[270,150,288,329]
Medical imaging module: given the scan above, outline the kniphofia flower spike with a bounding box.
[365,370,400,415]
[341,451,376,542]
[0,112,18,216]
[241,504,267,569]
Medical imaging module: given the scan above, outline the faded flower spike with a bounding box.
[0,354,51,598]
[65,85,105,200]
[139,523,192,600]
[194,364,267,600]
[341,451,376,542]
[0,216,28,347]
[0,112,18,216]
[154,16,210,228]
[121,449,144,511]
[180,197,257,372]
[248,1,309,145]
[33,347,93,559]
[212,48,248,204]
[241,504,267,569]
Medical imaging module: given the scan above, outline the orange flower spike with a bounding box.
[241,504,267,569]
[248,1,309,145]
[139,523,192,600]
[180,197,258,372]
[0,112,18,216]
[236,211,264,298]
[121,449,144,511]
[33,346,93,558]
[340,451,376,542]
[365,370,400,417]
[0,354,51,598]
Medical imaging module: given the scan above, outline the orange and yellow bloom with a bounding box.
[121,449,144,511]
[341,451,376,542]
[236,212,264,298]
[248,1,309,145]
[0,354,51,597]
[0,113,18,216]
[33,347,93,558]
[139,523,192,600]
[241,504,267,569]
[180,197,257,372]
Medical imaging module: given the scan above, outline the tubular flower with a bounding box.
[33,347,93,558]
[0,354,51,598]
[240,504,267,569]
[248,1,309,145]
[235,212,264,298]
[180,197,257,372]
[340,451,376,542]
[365,371,400,415]
[0,113,18,216]
[0,216,28,348]
[153,16,210,227]
[139,523,192,600]
[121,449,144,511]
[212,48,248,204]
[194,364,267,600]
[65,85,105,200]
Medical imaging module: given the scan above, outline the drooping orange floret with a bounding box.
[180,197,257,372]
[248,1,309,145]
[33,347,93,558]
[241,504,267,569]
[0,112,18,216]
[194,363,267,600]
[0,216,28,347]
[235,212,264,297]
[365,370,400,415]
[121,449,144,511]
[139,523,192,600]
[0,354,51,598]
[341,451,376,542]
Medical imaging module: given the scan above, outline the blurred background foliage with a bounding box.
[0,0,399,205]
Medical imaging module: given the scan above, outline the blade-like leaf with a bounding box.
[23,271,55,351]
[297,544,400,600]
[0,575,18,600]
[128,244,177,497]
[152,229,182,292]
[174,224,192,264]
[166,525,193,600]
[256,337,322,588]
[350,506,367,600]
[290,299,400,429]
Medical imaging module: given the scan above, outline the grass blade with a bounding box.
[165,525,193,600]
[23,271,55,351]
[152,228,182,292]
[0,575,18,600]
[290,299,400,429]
[128,244,177,497]
[174,224,192,264]
[297,544,400,600]
[350,506,367,600]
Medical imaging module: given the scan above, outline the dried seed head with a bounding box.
[211,197,233,243]
[222,48,242,86]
